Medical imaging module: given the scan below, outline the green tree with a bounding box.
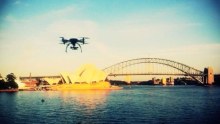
[5,73,18,89]
[0,79,6,89]
[0,74,6,89]
[6,73,16,82]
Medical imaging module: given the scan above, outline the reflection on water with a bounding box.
[0,86,220,124]
[60,90,109,113]
[0,90,113,124]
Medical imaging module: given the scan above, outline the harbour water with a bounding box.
[0,85,220,124]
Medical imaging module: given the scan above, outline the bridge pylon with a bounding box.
[125,75,131,84]
[203,67,214,85]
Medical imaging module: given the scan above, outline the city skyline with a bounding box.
[0,0,219,77]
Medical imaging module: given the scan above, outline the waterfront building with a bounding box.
[167,77,174,85]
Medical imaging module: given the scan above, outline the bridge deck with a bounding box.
[108,73,205,76]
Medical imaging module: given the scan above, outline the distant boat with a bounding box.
[16,79,37,91]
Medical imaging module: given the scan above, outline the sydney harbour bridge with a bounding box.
[20,58,214,85]
[102,58,213,85]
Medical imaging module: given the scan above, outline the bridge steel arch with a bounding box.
[103,58,204,84]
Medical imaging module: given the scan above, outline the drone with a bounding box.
[60,37,89,53]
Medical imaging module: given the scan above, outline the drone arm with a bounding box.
[78,37,89,44]
[60,37,69,44]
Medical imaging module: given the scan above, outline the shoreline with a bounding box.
[0,89,18,92]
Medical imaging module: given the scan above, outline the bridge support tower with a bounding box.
[203,67,214,85]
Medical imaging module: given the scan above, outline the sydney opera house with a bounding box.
[50,64,122,90]
[60,64,107,84]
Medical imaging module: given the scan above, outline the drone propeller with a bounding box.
[79,37,89,39]
[60,37,66,40]
[77,37,89,44]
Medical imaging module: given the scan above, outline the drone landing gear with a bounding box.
[70,46,78,50]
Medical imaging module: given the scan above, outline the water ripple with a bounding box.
[1,86,220,124]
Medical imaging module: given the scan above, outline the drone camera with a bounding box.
[71,46,78,50]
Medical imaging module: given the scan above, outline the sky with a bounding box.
[0,0,220,77]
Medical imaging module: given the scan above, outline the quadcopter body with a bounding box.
[60,37,88,52]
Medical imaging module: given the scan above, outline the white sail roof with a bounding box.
[60,64,107,84]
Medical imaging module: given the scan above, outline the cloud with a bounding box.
[1,3,220,76]
[34,6,76,21]
[14,0,21,5]
[152,43,220,59]
[0,5,117,76]
[105,5,204,44]
[13,0,29,7]
[45,19,98,37]
[149,43,220,71]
